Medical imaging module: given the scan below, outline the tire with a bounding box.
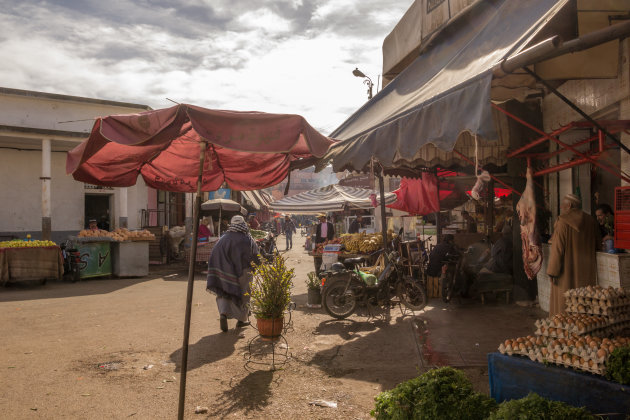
[397,278,428,311]
[322,280,357,319]
[440,271,453,303]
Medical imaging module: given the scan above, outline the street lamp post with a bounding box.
[353,67,374,100]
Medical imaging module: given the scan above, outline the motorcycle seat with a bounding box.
[343,257,364,268]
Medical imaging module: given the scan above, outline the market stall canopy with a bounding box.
[386,174,469,216]
[241,190,273,210]
[268,184,397,214]
[66,104,336,192]
[320,0,568,173]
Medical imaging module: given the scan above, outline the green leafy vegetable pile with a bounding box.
[605,345,630,385]
[487,392,595,419]
[371,367,497,420]
[250,229,269,240]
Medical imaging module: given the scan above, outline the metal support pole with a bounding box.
[177,141,206,420]
[377,171,388,251]
[523,67,630,156]
[41,139,51,240]
[491,103,630,184]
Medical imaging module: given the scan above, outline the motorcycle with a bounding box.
[440,240,491,303]
[257,232,279,262]
[60,240,82,283]
[320,230,427,319]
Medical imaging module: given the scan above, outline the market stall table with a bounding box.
[72,239,112,279]
[0,245,63,285]
[112,241,149,277]
[488,352,630,418]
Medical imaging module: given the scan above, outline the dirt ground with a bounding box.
[0,234,541,419]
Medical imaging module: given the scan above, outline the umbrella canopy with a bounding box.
[65,104,335,420]
[200,198,246,215]
[66,104,335,191]
[269,184,396,214]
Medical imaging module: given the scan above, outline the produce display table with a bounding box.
[185,240,217,265]
[0,246,63,285]
[74,240,112,279]
[488,352,630,417]
[112,241,149,277]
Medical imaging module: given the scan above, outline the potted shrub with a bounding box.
[306,271,322,307]
[250,253,294,340]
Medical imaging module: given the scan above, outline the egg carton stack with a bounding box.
[498,335,630,376]
[564,286,630,336]
[534,313,607,339]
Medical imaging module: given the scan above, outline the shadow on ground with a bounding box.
[169,332,242,372]
[205,370,274,418]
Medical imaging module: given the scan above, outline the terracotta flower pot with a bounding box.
[256,317,284,341]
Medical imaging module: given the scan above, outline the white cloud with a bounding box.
[0,0,412,135]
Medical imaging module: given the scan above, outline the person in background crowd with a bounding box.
[206,215,260,332]
[248,215,260,230]
[595,204,614,251]
[198,217,213,241]
[547,194,600,316]
[88,218,98,231]
[461,210,477,233]
[348,215,363,234]
[315,213,334,244]
[219,218,229,236]
[283,215,296,250]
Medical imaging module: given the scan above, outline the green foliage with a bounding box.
[371,367,497,420]
[487,393,595,419]
[306,271,320,290]
[605,346,630,385]
[250,253,294,319]
[250,229,268,240]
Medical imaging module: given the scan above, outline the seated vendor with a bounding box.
[88,218,98,231]
[479,223,513,275]
[348,215,364,234]
[595,204,614,251]
[248,215,260,230]
[198,217,213,241]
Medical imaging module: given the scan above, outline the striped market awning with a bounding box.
[268,184,396,214]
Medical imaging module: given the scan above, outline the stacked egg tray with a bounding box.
[498,335,630,376]
[534,313,608,339]
[564,285,630,336]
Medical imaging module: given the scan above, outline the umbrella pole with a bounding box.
[377,171,388,251]
[178,141,206,420]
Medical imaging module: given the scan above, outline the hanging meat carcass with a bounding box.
[516,167,543,279]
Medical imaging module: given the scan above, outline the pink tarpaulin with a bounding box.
[387,175,440,216]
[66,104,335,192]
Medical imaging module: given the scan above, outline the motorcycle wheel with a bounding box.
[397,278,428,311]
[322,280,357,319]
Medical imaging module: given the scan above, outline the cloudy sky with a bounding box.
[0,0,411,134]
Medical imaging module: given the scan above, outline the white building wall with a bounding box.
[0,148,147,238]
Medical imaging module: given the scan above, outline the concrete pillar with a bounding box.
[119,187,128,228]
[41,139,52,240]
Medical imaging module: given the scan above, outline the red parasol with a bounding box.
[66,104,335,419]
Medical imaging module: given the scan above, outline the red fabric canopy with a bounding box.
[66,104,336,192]
[387,175,440,216]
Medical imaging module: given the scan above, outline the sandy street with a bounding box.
[0,234,540,419]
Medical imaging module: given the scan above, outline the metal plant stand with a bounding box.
[244,302,295,371]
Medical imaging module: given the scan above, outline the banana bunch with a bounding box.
[340,233,363,253]
[0,239,57,248]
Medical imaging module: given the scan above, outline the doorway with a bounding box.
[85,194,112,230]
